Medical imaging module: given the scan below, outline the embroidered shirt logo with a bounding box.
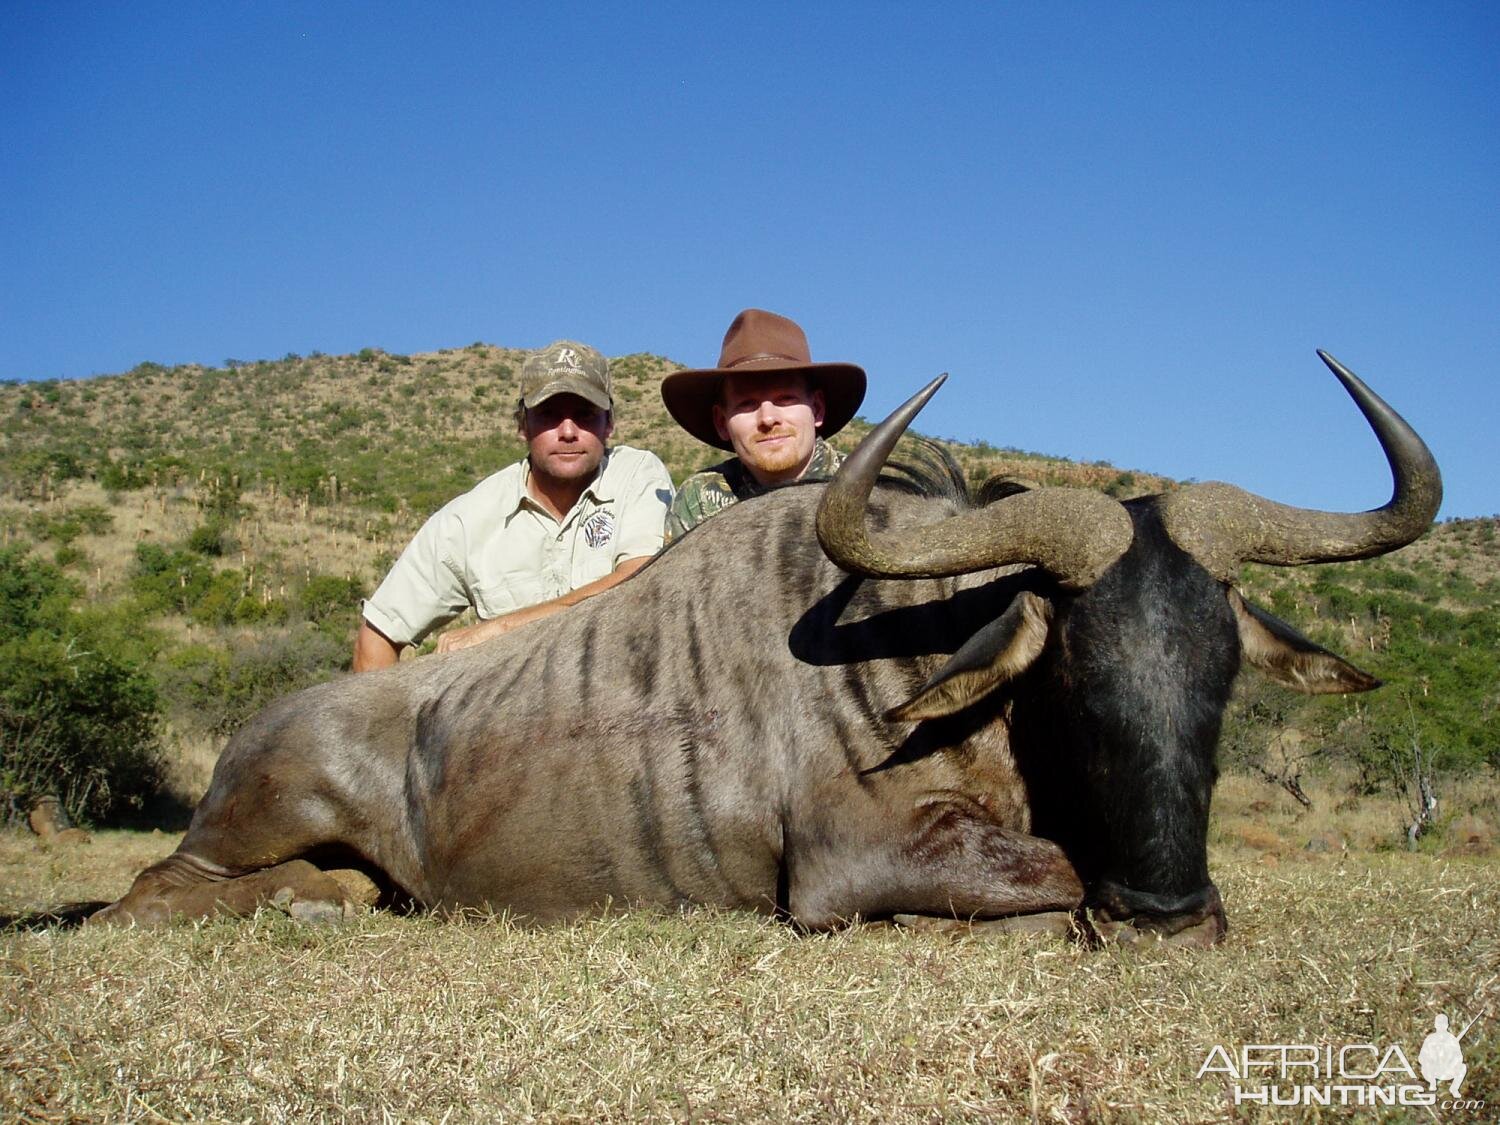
[582,510,615,549]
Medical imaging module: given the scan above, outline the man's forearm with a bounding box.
[436,555,652,654]
[555,555,651,606]
[352,621,405,672]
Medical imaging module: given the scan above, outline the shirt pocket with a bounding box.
[470,573,545,618]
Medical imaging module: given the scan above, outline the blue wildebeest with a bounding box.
[92,353,1440,945]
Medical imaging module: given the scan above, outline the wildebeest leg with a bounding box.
[87,855,350,927]
[889,911,1081,939]
[88,691,406,927]
[787,791,1084,930]
[87,759,361,927]
[895,885,1227,947]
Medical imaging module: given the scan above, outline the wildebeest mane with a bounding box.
[872,435,969,505]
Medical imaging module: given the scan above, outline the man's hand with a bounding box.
[436,604,556,654]
[434,555,652,657]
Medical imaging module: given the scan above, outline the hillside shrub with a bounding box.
[190,570,253,627]
[186,521,231,557]
[27,504,113,545]
[131,542,215,615]
[158,625,347,738]
[0,548,165,825]
[3,448,88,498]
[298,574,365,623]
[0,544,72,633]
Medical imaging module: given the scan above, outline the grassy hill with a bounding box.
[1,344,1173,518]
[1,345,1494,833]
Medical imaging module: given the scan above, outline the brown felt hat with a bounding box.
[661,309,867,450]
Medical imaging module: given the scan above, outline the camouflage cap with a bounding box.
[519,341,612,412]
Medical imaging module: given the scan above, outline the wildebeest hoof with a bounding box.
[1082,903,1228,949]
[326,868,381,908]
[267,886,349,925]
[1155,912,1226,949]
[85,899,169,928]
[1088,913,1226,949]
[287,899,349,925]
[1084,882,1228,948]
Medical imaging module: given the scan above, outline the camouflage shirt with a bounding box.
[665,438,845,542]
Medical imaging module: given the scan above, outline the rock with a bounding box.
[28,797,92,845]
[1303,831,1346,854]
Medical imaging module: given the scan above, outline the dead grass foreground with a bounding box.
[2,831,1497,1123]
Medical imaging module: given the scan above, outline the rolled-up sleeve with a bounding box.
[362,510,472,646]
[611,453,674,565]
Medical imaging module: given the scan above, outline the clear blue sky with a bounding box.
[4,3,1495,518]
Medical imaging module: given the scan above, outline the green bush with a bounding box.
[27,503,113,545]
[186,521,230,557]
[0,549,165,825]
[2,448,88,498]
[158,625,346,738]
[0,544,73,633]
[189,570,249,626]
[299,574,365,623]
[131,542,214,615]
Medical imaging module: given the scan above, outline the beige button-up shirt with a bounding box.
[362,446,672,646]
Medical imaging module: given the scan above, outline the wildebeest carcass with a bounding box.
[92,352,1440,946]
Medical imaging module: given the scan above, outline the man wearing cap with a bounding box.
[661,309,866,540]
[353,340,673,671]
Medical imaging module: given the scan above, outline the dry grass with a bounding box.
[0,479,405,602]
[4,787,1498,1122]
[1211,770,1500,858]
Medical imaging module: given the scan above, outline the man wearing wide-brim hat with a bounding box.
[661,309,866,540]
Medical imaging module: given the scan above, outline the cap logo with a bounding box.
[554,347,584,373]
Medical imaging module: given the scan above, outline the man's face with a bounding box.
[521,394,613,485]
[712,372,826,485]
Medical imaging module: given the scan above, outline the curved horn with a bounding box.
[1159,351,1442,581]
[816,376,1134,589]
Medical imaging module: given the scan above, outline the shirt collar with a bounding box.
[513,449,613,520]
[727,437,838,500]
[804,437,840,478]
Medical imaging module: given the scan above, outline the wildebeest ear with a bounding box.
[887,591,1053,721]
[1228,588,1381,694]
